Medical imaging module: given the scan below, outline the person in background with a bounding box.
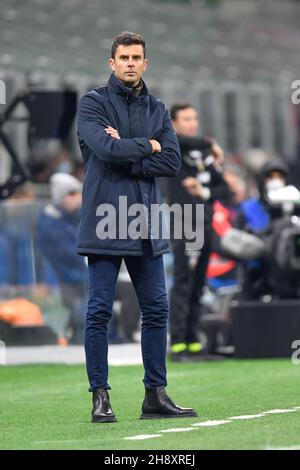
[167,102,229,362]
[235,159,291,299]
[37,173,87,344]
[0,183,37,289]
[28,145,75,183]
[236,159,290,234]
[206,168,248,290]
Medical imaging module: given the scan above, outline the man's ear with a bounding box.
[143,58,148,72]
[108,58,115,71]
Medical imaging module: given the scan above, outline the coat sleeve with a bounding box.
[77,92,153,165]
[129,107,181,178]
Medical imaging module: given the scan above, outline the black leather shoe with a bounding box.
[91,388,117,423]
[140,385,198,419]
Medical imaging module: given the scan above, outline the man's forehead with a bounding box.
[178,108,198,118]
[115,44,144,56]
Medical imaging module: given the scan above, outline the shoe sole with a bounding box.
[140,411,198,419]
[91,416,117,423]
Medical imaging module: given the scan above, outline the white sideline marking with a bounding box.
[160,427,195,433]
[229,413,266,420]
[124,434,162,440]
[265,445,300,450]
[124,406,300,441]
[262,409,296,414]
[193,420,231,427]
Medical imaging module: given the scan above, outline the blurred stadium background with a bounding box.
[1,0,300,164]
[0,0,300,346]
[0,0,299,345]
[1,0,300,450]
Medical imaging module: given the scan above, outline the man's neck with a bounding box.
[129,79,144,96]
[127,79,141,88]
[115,74,143,96]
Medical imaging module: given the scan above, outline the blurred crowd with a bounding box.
[0,103,300,353]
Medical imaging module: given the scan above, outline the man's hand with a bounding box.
[182,177,205,198]
[105,126,121,139]
[149,139,161,153]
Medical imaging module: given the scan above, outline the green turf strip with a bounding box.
[0,359,300,450]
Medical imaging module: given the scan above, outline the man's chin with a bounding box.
[122,76,140,86]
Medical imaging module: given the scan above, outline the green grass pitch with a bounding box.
[1,359,300,450]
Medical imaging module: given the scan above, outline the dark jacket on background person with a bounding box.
[37,204,88,285]
[167,134,230,234]
[76,72,181,257]
[235,159,291,232]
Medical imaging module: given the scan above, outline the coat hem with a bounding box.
[77,246,170,257]
[77,248,143,256]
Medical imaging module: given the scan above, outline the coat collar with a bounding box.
[107,72,148,102]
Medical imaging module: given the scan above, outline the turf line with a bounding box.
[265,445,300,450]
[123,406,300,441]
[122,434,162,441]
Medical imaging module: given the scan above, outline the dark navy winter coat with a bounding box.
[76,72,181,257]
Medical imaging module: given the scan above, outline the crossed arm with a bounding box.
[105,125,161,154]
[77,92,181,178]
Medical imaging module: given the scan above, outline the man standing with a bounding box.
[167,103,229,362]
[77,32,198,422]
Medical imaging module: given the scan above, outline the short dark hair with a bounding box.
[170,102,197,120]
[111,31,146,59]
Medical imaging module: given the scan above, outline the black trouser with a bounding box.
[169,227,212,345]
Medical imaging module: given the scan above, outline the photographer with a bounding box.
[236,159,300,299]
[167,103,230,361]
